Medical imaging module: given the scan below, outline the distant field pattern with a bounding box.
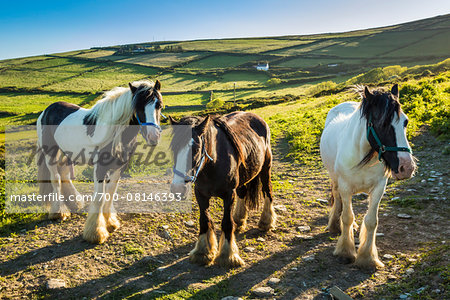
[117,52,205,67]
[169,38,309,53]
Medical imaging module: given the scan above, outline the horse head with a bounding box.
[361,84,416,179]
[169,116,211,197]
[129,80,164,146]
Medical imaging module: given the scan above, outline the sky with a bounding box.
[0,0,449,60]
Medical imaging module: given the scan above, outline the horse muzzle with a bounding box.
[170,183,188,198]
[145,127,161,146]
[392,156,415,180]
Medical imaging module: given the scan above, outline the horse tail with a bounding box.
[37,145,52,197]
[241,173,263,210]
[329,183,335,207]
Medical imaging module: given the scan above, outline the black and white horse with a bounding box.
[37,80,163,244]
[169,112,276,267]
[320,84,416,268]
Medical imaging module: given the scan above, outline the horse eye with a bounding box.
[155,101,162,109]
[403,119,408,127]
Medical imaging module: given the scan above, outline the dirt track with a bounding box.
[0,128,448,299]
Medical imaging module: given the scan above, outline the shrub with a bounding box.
[266,78,282,86]
[206,98,225,109]
[307,81,337,96]
[347,65,407,84]
[400,79,449,139]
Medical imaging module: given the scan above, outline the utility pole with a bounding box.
[233,82,236,104]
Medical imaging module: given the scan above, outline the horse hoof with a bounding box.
[189,250,216,266]
[215,253,245,268]
[355,256,385,269]
[234,224,246,234]
[336,255,356,265]
[258,220,276,232]
[106,216,121,233]
[83,227,109,244]
[334,248,356,264]
[326,223,341,235]
[48,212,71,221]
[234,219,247,233]
[106,221,120,233]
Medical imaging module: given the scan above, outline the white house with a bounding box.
[256,63,269,71]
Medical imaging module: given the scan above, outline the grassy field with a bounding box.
[0,14,446,123]
[0,93,98,130]
[182,54,263,69]
[270,39,342,56]
[73,49,118,59]
[0,92,97,117]
[386,31,450,57]
[0,57,100,89]
[117,52,206,68]
[323,30,444,58]
[163,93,209,107]
[0,55,52,68]
[42,64,159,93]
[156,73,215,92]
[165,38,309,53]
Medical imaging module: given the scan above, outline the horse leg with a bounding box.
[59,162,83,213]
[189,190,217,265]
[103,169,121,233]
[326,181,342,234]
[216,190,245,267]
[83,174,109,244]
[45,155,70,221]
[258,155,276,231]
[355,181,387,269]
[233,187,248,233]
[333,184,356,264]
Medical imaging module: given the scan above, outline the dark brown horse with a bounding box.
[169,111,276,267]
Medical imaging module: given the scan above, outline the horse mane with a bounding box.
[355,85,400,171]
[170,115,246,168]
[85,80,155,125]
[356,85,400,126]
[84,80,155,158]
[213,117,246,168]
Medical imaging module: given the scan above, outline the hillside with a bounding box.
[0,14,449,129]
[0,66,449,300]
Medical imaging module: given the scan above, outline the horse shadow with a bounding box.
[0,215,52,238]
[44,229,375,299]
[0,234,96,277]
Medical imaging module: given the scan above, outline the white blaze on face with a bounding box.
[393,111,412,160]
[144,99,158,127]
[172,139,193,185]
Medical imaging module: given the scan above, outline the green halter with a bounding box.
[367,115,411,161]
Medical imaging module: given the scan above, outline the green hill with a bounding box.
[0,14,449,300]
[0,14,449,128]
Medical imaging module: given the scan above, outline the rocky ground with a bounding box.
[0,128,448,299]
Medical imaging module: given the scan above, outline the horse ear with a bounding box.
[194,116,210,136]
[391,84,399,97]
[364,86,373,100]
[168,116,178,125]
[128,82,137,94]
[154,80,161,91]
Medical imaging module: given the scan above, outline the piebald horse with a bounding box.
[169,112,276,267]
[320,84,416,269]
[37,80,164,244]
